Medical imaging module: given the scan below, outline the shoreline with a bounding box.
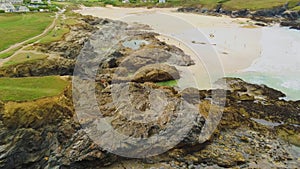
[75,6,300,100]
[75,6,260,74]
[177,6,300,30]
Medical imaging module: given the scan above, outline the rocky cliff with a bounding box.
[178,4,300,30]
[0,17,299,169]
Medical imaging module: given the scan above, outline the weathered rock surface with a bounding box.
[1,77,299,168]
[0,17,299,169]
[178,4,300,30]
[132,63,180,82]
[0,58,75,77]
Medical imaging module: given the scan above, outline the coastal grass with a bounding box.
[156,80,178,87]
[39,17,78,44]
[68,0,300,10]
[0,47,21,59]
[291,5,300,10]
[0,13,54,52]
[3,52,48,67]
[222,0,300,10]
[0,76,69,101]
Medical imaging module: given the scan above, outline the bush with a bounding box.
[103,0,117,5]
[0,10,5,13]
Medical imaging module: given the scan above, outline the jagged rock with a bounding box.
[120,48,194,72]
[0,58,75,77]
[239,93,255,101]
[0,17,299,169]
[282,10,300,20]
[132,63,180,83]
[231,9,250,18]
[280,20,300,30]
[252,5,287,17]
[178,5,300,29]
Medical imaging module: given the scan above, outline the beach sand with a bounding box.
[76,7,300,100]
[76,6,262,88]
[76,6,261,73]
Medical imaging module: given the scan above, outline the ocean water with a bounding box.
[228,72,300,100]
[230,26,300,101]
[78,8,300,100]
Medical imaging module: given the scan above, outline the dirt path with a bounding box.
[0,9,65,67]
[0,43,60,67]
[0,13,58,55]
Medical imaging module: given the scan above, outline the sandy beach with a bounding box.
[76,6,261,73]
[76,6,261,87]
[76,6,300,99]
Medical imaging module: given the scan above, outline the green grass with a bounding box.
[223,0,300,10]
[0,47,21,59]
[156,80,178,87]
[0,13,54,52]
[3,52,48,67]
[68,0,300,10]
[39,17,78,44]
[291,5,300,10]
[0,76,69,101]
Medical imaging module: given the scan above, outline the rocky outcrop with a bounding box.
[0,17,299,169]
[280,20,300,30]
[132,63,180,82]
[39,16,101,59]
[0,58,75,77]
[178,4,300,30]
[1,77,299,168]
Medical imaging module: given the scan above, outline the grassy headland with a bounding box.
[67,0,300,10]
[0,76,69,101]
[3,52,48,67]
[0,13,54,52]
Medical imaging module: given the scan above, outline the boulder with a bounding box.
[132,63,180,83]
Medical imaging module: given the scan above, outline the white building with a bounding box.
[0,2,15,12]
[0,0,23,4]
[122,0,129,3]
[31,0,42,3]
[158,0,165,3]
[16,5,29,12]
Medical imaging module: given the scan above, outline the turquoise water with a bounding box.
[228,26,300,101]
[122,40,149,50]
[228,72,300,101]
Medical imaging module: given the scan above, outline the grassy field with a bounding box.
[39,16,78,44]
[292,5,300,10]
[3,52,48,67]
[0,13,54,52]
[223,0,300,10]
[0,46,22,59]
[72,0,300,10]
[0,76,69,101]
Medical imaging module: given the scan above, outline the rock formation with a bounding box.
[178,4,300,30]
[0,16,299,169]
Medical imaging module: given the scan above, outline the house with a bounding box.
[158,0,165,3]
[0,0,23,4]
[16,5,29,12]
[122,0,129,3]
[0,2,15,12]
[27,4,39,8]
[30,0,43,3]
